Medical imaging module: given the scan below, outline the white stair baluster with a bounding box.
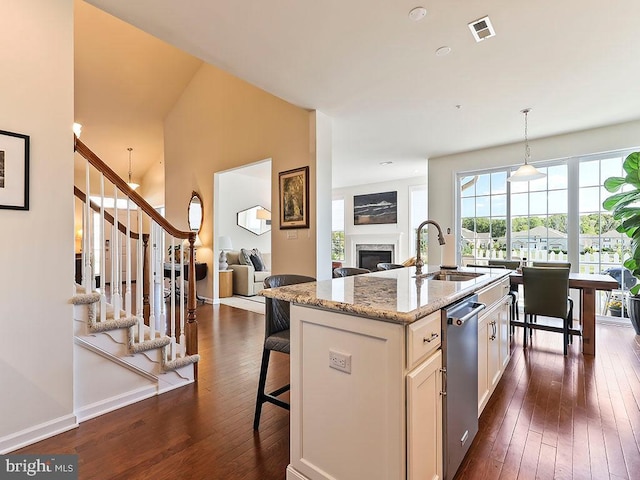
[83,160,92,293]
[99,174,106,323]
[148,222,156,339]
[179,242,186,357]
[125,197,132,317]
[112,187,121,318]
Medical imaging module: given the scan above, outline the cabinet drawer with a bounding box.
[407,311,441,369]
[477,277,510,309]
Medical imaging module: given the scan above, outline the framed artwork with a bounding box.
[279,166,309,229]
[354,191,397,225]
[0,129,30,210]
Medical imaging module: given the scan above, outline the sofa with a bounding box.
[227,249,271,296]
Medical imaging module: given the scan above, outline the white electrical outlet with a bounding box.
[329,349,351,374]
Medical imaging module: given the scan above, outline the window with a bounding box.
[578,154,628,274]
[510,164,568,263]
[459,171,508,264]
[331,198,345,261]
[457,148,635,317]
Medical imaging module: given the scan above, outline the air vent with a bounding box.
[468,16,495,42]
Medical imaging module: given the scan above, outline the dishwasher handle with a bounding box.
[449,302,485,326]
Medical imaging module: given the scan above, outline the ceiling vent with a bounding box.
[468,16,495,42]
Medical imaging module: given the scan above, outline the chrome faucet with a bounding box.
[415,220,446,276]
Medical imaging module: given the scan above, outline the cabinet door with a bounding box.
[407,350,443,480]
[488,314,501,390]
[478,301,502,414]
[498,297,511,370]
[477,317,489,415]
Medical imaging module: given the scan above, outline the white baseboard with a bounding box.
[286,465,309,480]
[75,385,157,423]
[0,414,78,454]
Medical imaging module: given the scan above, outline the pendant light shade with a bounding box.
[127,147,140,190]
[507,108,546,182]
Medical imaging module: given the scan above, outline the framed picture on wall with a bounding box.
[353,191,397,225]
[0,129,30,210]
[279,166,309,229]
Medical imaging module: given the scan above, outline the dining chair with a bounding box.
[333,267,371,278]
[488,260,521,326]
[488,259,521,270]
[531,261,571,269]
[376,262,405,271]
[522,266,574,355]
[254,274,316,430]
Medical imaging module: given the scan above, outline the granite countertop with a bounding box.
[259,265,511,324]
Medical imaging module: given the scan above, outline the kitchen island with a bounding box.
[261,266,512,480]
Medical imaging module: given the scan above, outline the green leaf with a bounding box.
[623,152,640,175]
[603,176,626,192]
[603,190,640,211]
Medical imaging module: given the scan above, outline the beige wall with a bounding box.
[164,64,314,298]
[0,0,75,450]
[427,119,640,262]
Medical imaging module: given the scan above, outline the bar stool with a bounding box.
[253,274,316,430]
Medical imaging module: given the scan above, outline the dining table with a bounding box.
[509,271,618,356]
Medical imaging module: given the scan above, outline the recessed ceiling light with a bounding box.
[380,161,393,166]
[435,46,452,56]
[408,7,427,21]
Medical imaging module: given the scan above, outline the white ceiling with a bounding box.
[83,0,640,188]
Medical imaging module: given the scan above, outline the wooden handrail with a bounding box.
[74,186,146,240]
[74,136,195,241]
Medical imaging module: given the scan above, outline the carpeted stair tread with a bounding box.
[88,316,137,333]
[129,336,171,354]
[70,292,101,305]
[163,354,200,371]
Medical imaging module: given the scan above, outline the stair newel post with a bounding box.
[148,222,157,340]
[142,232,150,327]
[112,187,121,319]
[83,159,93,293]
[186,232,198,379]
[124,196,132,317]
[99,174,107,323]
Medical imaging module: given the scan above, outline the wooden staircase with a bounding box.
[72,137,200,421]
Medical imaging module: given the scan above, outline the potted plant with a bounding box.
[603,151,640,334]
[606,298,627,317]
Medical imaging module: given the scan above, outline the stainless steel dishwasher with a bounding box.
[441,294,486,480]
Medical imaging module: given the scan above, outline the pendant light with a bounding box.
[127,147,140,190]
[507,108,546,182]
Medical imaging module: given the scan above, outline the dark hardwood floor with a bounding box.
[457,321,640,480]
[15,303,640,480]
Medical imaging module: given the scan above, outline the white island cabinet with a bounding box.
[288,306,442,480]
[259,266,512,480]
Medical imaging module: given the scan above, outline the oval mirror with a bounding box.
[188,191,203,233]
[237,205,271,236]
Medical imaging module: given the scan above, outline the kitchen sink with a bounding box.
[416,271,484,282]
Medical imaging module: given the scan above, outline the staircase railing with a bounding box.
[74,136,199,378]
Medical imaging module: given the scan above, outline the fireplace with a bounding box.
[356,243,394,271]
